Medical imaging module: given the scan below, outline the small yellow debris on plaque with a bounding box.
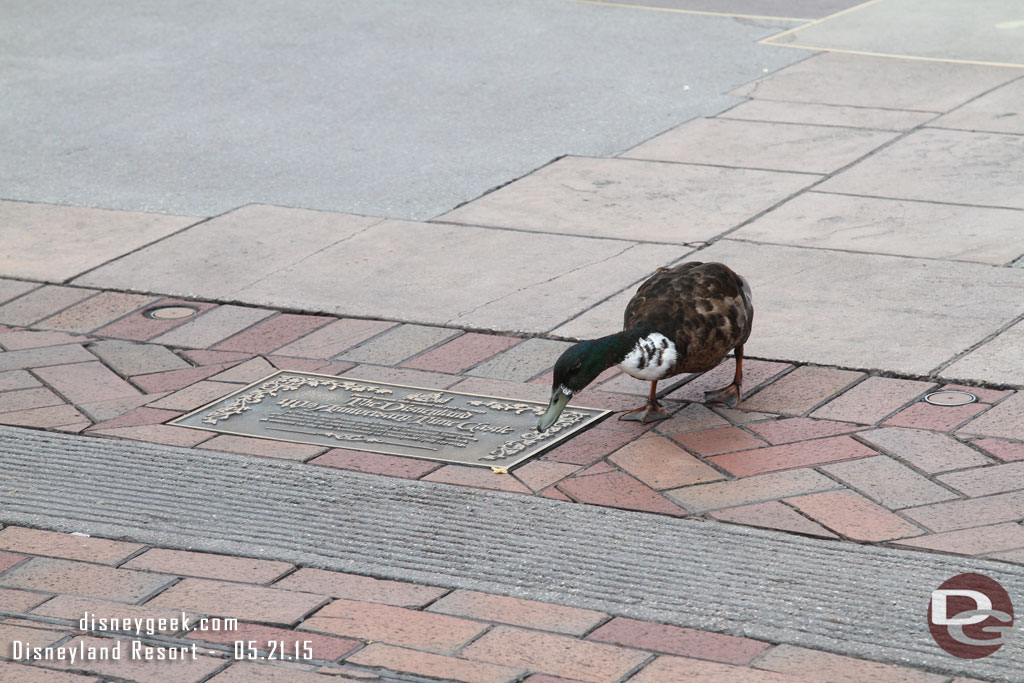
[491,466,509,475]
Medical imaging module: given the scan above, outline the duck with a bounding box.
[538,261,753,431]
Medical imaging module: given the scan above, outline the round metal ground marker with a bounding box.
[144,306,198,320]
[924,390,977,407]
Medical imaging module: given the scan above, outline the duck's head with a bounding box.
[538,338,624,431]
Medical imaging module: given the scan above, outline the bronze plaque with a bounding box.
[171,371,609,470]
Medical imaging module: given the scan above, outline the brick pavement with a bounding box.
[0,283,1021,563]
[0,525,957,682]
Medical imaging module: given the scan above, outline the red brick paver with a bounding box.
[0,526,143,565]
[36,291,157,334]
[940,384,1012,404]
[146,380,237,411]
[348,644,526,683]
[131,363,241,393]
[709,435,875,476]
[666,358,792,403]
[895,522,1024,556]
[587,616,770,665]
[403,332,522,374]
[557,470,687,516]
[971,437,1024,462]
[513,460,584,492]
[0,343,94,372]
[747,417,867,445]
[208,662,340,682]
[820,456,959,509]
[428,589,606,635]
[273,318,398,359]
[0,386,65,413]
[311,448,442,478]
[0,557,172,601]
[755,644,946,682]
[87,406,180,432]
[902,490,1024,533]
[0,403,89,429]
[543,427,637,466]
[273,568,448,607]
[423,465,533,493]
[857,427,990,473]
[936,460,1024,496]
[151,304,276,348]
[883,400,987,431]
[785,490,923,542]
[959,393,1024,441]
[670,425,768,456]
[87,338,190,376]
[630,655,801,682]
[93,299,217,341]
[610,436,726,489]
[199,434,327,461]
[33,596,202,635]
[148,577,326,625]
[810,376,934,424]
[191,621,360,661]
[45,634,224,683]
[710,501,839,538]
[665,469,840,514]
[740,366,863,416]
[0,550,27,573]
[34,361,142,404]
[300,598,487,653]
[123,548,293,583]
[0,330,85,351]
[0,285,96,326]
[0,586,48,611]
[209,356,277,383]
[91,423,212,447]
[460,625,649,683]
[0,369,40,391]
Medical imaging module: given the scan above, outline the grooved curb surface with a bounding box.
[1,425,1022,680]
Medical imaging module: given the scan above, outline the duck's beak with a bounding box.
[538,387,571,432]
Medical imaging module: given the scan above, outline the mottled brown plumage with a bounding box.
[623,261,752,375]
[538,261,753,430]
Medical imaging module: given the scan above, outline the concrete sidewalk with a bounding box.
[1,0,1023,681]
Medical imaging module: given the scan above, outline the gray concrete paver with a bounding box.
[820,128,1024,209]
[933,78,1024,135]
[940,320,1024,387]
[238,219,685,333]
[623,117,897,174]
[718,99,937,131]
[731,192,1024,265]
[73,205,385,296]
[440,156,819,243]
[732,52,1021,111]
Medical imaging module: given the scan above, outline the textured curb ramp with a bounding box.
[1,425,1023,681]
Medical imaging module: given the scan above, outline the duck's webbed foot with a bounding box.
[618,380,670,423]
[618,402,671,424]
[705,344,745,409]
[704,382,741,408]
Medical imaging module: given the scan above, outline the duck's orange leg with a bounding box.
[705,344,743,408]
[619,381,671,423]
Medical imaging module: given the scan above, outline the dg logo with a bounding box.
[929,573,1014,659]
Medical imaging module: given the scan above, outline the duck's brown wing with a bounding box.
[624,262,753,373]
